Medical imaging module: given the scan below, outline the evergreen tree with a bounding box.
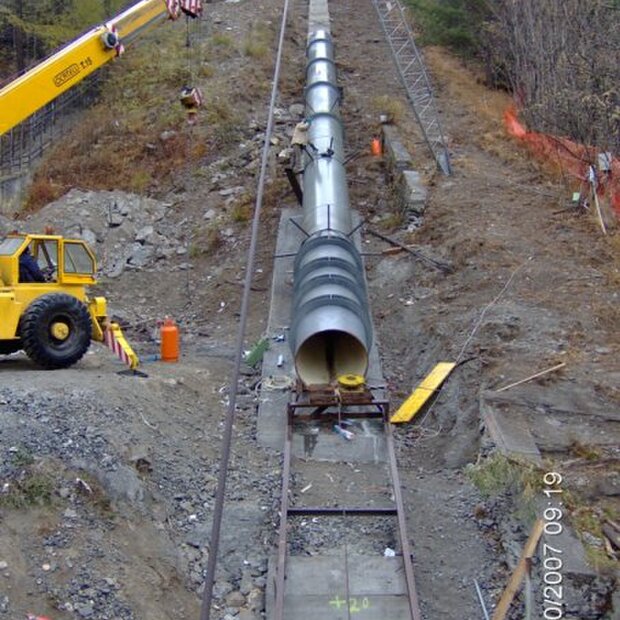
[0,0,127,79]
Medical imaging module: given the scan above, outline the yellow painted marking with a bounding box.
[390,362,456,424]
[328,595,371,614]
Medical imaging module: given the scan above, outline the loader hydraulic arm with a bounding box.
[0,0,171,136]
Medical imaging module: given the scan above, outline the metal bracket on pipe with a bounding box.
[285,167,303,205]
[287,217,311,238]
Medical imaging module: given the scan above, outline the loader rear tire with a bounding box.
[21,294,92,369]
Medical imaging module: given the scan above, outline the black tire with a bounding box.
[0,340,22,355]
[21,293,92,369]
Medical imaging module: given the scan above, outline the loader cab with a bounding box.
[0,234,97,288]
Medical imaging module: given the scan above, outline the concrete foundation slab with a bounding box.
[401,170,428,214]
[481,392,542,465]
[292,417,386,463]
[256,209,302,450]
[266,555,412,619]
[309,0,331,34]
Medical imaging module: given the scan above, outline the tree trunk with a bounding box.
[12,0,26,73]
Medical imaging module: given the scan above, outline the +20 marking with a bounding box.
[328,595,371,614]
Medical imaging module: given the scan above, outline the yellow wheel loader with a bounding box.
[0,233,138,370]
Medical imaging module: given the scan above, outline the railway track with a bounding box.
[270,386,423,619]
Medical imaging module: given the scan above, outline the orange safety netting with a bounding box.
[504,106,620,217]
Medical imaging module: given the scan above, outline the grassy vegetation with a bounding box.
[371,95,406,125]
[467,452,541,497]
[0,450,117,521]
[74,471,115,518]
[1,454,55,509]
[0,0,130,73]
[569,440,603,461]
[189,224,222,258]
[571,504,619,573]
[468,452,620,572]
[405,0,490,57]
[211,32,235,48]
[243,22,272,60]
[24,17,255,212]
[230,195,253,223]
[466,453,545,523]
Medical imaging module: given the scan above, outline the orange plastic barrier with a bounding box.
[504,106,619,217]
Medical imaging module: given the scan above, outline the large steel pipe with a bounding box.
[290,29,373,386]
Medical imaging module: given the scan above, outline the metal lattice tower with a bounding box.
[371,0,451,174]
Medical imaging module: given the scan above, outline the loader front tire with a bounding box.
[21,294,92,369]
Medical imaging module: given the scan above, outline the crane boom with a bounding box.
[0,0,171,136]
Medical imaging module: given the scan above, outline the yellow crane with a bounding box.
[0,0,202,136]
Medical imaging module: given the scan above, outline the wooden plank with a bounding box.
[491,519,544,620]
[494,362,566,393]
[390,362,456,423]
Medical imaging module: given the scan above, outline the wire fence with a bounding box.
[0,71,104,180]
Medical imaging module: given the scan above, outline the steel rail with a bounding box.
[273,393,423,619]
[287,506,398,516]
[198,1,291,617]
[385,419,423,620]
[274,409,294,620]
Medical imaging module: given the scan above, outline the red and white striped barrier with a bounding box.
[166,0,203,20]
[104,323,139,370]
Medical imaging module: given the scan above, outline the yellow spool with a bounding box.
[337,374,365,389]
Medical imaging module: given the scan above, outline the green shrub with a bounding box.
[406,0,491,57]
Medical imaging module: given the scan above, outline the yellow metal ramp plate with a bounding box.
[390,362,456,424]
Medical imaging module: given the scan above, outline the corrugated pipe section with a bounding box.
[290,29,373,386]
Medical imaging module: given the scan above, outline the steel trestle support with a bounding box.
[371,0,451,175]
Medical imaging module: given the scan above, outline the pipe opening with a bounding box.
[295,329,368,386]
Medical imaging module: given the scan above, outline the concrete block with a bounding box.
[480,392,542,465]
[381,125,413,172]
[401,170,428,214]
